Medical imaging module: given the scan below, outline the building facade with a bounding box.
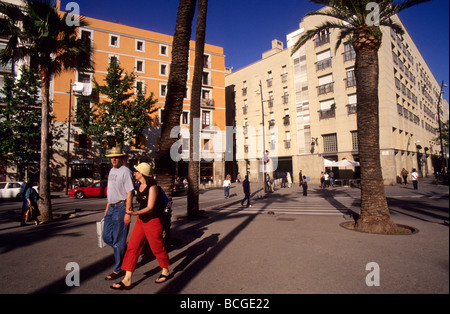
[1,0,227,188]
[226,10,448,185]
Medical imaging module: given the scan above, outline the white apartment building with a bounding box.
[226,11,448,185]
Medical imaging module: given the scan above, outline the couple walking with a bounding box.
[102,147,170,290]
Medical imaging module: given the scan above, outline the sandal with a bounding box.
[110,281,133,290]
[155,273,171,284]
[105,270,125,280]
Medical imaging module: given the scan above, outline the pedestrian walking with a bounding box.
[110,162,170,290]
[103,146,134,281]
[411,168,419,190]
[401,168,408,185]
[298,170,303,187]
[320,171,325,188]
[20,180,41,226]
[223,174,231,198]
[286,172,292,188]
[281,172,287,188]
[241,175,251,207]
[324,172,330,188]
[329,170,335,187]
[237,172,241,184]
[302,176,308,196]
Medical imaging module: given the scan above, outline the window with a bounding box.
[202,72,211,85]
[132,134,146,150]
[109,55,119,65]
[136,40,145,52]
[160,63,168,76]
[281,65,288,82]
[160,44,168,56]
[316,49,332,71]
[160,83,167,97]
[318,74,334,95]
[75,133,91,149]
[267,71,273,87]
[81,29,93,46]
[182,111,189,125]
[135,81,144,94]
[315,29,330,47]
[109,34,119,47]
[203,139,211,150]
[203,54,210,68]
[347,94,357,114]
[345,68,356,88]
[202,111,211,129]
[351,131,358,151]
[285,131,291,149]
[344,44,356,61]
[136,60,144,73]
[322,133,338,152]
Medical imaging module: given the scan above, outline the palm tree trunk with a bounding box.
[38,70,52,222]
[353,30,397,234]
[156,0,196,199]
[188,0,208,219]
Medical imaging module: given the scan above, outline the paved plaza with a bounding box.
[0,178,448,297]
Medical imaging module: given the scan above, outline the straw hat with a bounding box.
[134,162,153,177]
[105,146,127,158]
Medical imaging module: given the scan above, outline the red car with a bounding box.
[68,181,108,199]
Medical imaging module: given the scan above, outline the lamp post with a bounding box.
[65,79,73,195]
[259,80,267,193]
[437,80,447,177]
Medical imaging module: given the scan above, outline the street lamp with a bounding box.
[436,81,447,177]
[259,80,267,193]
[65,79,73,195]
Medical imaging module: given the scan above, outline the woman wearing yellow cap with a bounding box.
[110,162,170,290]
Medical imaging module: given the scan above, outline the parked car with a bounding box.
[0,181,38,199]
[68,181,107,199]
[173,182,186,195]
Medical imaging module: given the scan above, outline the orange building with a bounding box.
[51,2,226,188]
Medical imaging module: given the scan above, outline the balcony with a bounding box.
[319,108,336,120]
[316,57,332,71]
[317,82,334,95]
[315,34,330,48]
[345,77,356,88]
[201,98,215,109]
[347,103,357,115]
[284,140,291,149]
[343,50,356,62]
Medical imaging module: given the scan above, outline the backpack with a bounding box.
[158,186,172,239]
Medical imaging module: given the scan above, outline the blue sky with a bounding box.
[60,0,449,101]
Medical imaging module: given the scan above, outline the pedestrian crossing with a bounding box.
[211,196,357,216]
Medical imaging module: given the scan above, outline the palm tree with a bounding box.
[291,0,430,234]
[156,0,197,202]
[187,0,208,219]
[0,0,92,222]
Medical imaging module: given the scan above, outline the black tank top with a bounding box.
[135,183,164,222]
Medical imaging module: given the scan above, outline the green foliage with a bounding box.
[291,0,431,55]
[434,120,449,148]
[0,66,41,162]
[78,58,158,152]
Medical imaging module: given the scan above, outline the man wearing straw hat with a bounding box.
[103,146,135,281]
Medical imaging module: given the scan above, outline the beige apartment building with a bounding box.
[226,11,448,185]
[225,40,297,183]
